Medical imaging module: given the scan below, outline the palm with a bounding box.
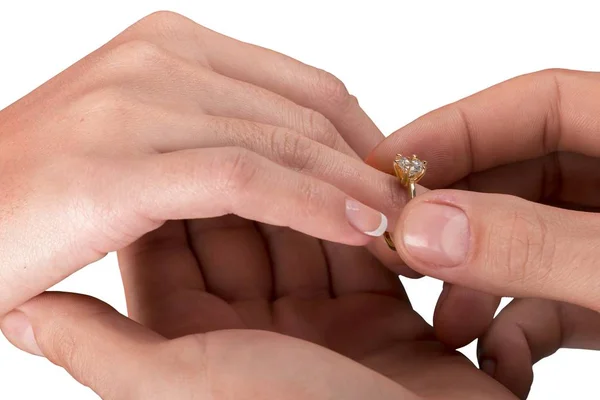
[118,217,515,399]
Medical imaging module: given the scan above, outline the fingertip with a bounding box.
[433,285,499,349]
[478,303,536,399]
[0,310,43,357]
[479,334,534,400]
[345,198,388,238]
[365,213,388,238]
[364,143,394,174]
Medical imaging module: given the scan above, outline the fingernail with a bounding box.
[480,358,496,377]
[402,203,469,267]
[345,199,387,237]
[0,310,43,357]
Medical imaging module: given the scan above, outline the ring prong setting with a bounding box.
[393,154,427,185]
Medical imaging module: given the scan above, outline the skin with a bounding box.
[0,11,515,400]
[369,68,600,399]
[0,10,402,316]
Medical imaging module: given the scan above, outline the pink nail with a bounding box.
[345,199,387,237]
[402,203,469,267]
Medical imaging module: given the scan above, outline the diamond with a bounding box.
[395,155,425,179]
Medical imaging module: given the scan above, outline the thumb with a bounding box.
[0,292,164,399]
[393,190,600,311]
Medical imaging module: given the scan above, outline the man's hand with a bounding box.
[369,69,600,398]
[2,247,516,399]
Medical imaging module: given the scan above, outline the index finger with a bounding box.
[367,69,600,188]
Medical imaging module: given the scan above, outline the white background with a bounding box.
[0,1,598,398]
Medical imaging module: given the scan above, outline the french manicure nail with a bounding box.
[345,199,387,237]
[402,203,469,267]
[0,310,43,357]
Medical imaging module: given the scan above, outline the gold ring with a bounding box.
[384,154,427,250]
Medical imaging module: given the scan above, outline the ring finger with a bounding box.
[127,112,407,224]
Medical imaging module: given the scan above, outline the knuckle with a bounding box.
[346,93,360,108]
[217,148,260,197]
[486,203,555,288]
[537,67,569,80]
[504,212,536,285]
[521,68,567,94]
[136,10,190,31]
[206,117,268,151]
[313,69,351,106]
[383,174,407,211]
[232,120,266,148]
[297,179,329,220]
[271,129,319,173]
[116,11,212,68]
[105,39,172,74]
[302,109,341,150]
[204,117,241,143]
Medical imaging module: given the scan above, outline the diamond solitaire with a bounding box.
[393,154,427,187]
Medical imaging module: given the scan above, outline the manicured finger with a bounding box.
[477,299,600,399]
[145,116,407,225]
[368,69,600,188]
[129,148,388,246]
[0,141,395,319]
[394,189,600,311]
[0,146,389,317]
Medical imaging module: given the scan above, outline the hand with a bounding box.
[478,299,600,398]
[1,234,517,399]
[368,69,600,397]
[0,11,404,316]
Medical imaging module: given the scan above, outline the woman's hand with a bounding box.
[0,11,405,316]
[368,69,600,398]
